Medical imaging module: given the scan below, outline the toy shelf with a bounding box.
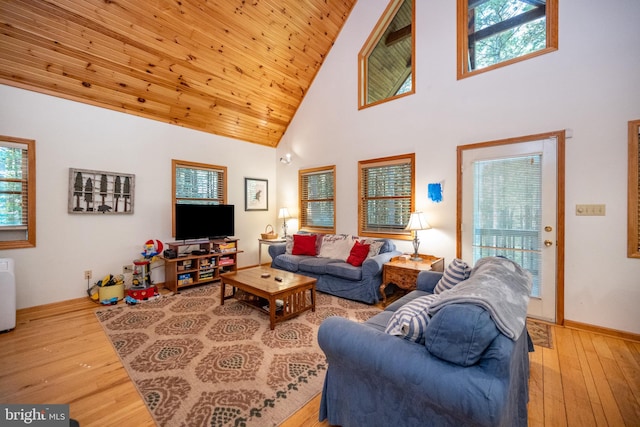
[161,239,241,293]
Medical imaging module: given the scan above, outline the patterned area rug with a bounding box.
[95,284,378,427]
[527,318,553,349]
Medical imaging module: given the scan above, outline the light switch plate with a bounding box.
[576,204,606,216]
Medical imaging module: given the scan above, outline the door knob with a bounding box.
[545,226,553,232]
[544,240,553,247]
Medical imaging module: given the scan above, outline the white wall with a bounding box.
[0,85,279,309]
[277,0,640,334]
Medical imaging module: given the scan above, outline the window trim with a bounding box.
[0,135,36,249]
[358,0,416,109]
[172,159,227,237]
[628,119,640,259]
[299,165,336,234]
[456,0,558,80]
[358,153,415,240]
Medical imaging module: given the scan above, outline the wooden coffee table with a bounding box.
[220,267,316,330]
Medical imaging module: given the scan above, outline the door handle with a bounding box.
[544,240,553,247]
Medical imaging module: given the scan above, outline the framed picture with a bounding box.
[245,178,268,211]
[68,168,135,214]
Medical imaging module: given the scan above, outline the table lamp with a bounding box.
[405,212,431,261]
[278,207,290,238]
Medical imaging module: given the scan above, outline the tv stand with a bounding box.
[161,239,241,292]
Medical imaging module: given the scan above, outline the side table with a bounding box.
[380,254,444,306]
[258,238,286,265]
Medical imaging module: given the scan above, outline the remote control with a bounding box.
[275,276,283,282]
[260,273,270,278]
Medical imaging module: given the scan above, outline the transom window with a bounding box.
[358,154,415,239]
[299,166,336,233]
[359,0,415,109]
[0,135,36,249]
[172,159,226,236]
[457,0,558,79]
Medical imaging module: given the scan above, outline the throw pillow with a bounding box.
[285,235,294,254]
[319,235,355,261]
[359,238,384,258]
[424,303,500,367]
[434,258,471,294]
[346,241,370,266]
[385,294,438,344]
[292,234,317,256]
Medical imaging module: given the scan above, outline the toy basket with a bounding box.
[261,224,278,240]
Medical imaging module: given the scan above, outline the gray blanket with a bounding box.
[428,257,532,340]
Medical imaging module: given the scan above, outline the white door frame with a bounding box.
[456,130,566,324]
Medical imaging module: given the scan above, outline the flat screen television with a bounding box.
[175,204,234,241]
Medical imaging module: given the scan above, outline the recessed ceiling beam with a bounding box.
[468,5,546,44]
[386,25,412,47]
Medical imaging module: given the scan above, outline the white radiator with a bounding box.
[0,258,16,332]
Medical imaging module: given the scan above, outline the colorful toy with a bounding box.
[141,239,164,262]
[88,273,125,303]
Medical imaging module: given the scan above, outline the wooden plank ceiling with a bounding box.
[0,0,356,147]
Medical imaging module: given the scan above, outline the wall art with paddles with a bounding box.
[68,168,135,214]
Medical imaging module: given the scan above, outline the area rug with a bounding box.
[526,318,553,349]
[95,284,379,427]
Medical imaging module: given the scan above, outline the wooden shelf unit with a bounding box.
[161,239,241,292]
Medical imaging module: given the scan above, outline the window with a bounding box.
[358,154,415,239]
[0,136,36,249]
[457,0,558,79]
[359,0,415,109]
[172,159,227,237]
[629,119,640,259]
[299,166,335,233]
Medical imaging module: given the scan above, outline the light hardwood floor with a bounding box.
[0,297,638,426]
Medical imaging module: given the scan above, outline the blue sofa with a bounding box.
[268,236,401,304]
[318,263,532,427]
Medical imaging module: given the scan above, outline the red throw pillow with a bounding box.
[292,234,317,256]
[347,241,370,266]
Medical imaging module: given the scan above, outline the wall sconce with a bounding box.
[278,207,290,237]
[280,153,292,165]
[405,212,431,261]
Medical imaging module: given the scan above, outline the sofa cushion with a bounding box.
[385,294,438,344]
[325,262,362,281]
[298,257,341,275]
[365,311,394,332]
[292,233,317,256]
[383,290,432,312]
[424,303,500,366]
[347,241,370,266]
[434,258,471,294]
[272,253,304,272]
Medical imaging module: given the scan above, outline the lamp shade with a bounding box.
[278,208,290,219]
[405,212,431,231]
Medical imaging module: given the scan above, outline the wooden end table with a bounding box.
[220,267,316,330]
[380,254,444,305]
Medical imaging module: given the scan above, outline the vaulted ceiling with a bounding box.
[0,0,357,147]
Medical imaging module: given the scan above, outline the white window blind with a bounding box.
[359,154,414,237]
[472,154,542,295]
[300,166,335,232]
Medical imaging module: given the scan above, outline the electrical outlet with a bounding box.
[123,265,133,274]
[84,270,92,280]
